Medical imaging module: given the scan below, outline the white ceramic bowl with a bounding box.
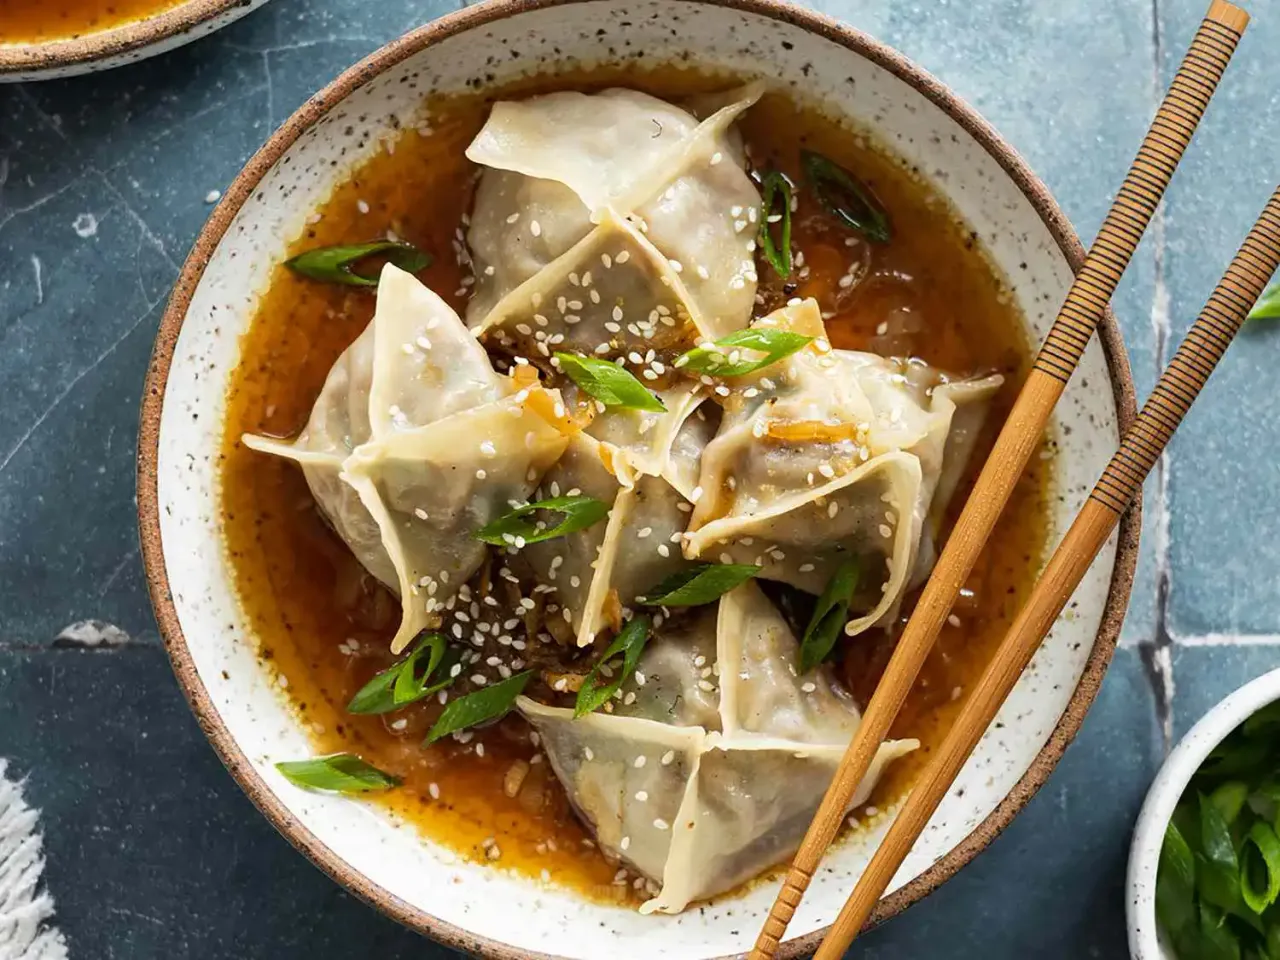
[0,0,273,82]
[1127,667,1280,959]
[137,1,1139,957]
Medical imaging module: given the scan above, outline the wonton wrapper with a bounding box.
[519,582,917,913]
[684,299,1001,632]
[244,264,571,652]
[465,85,764,365]
[522,384,713,647]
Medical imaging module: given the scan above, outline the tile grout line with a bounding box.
[1137,0,1177,756]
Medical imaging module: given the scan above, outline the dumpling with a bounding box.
[343,394,570,652]
[465,85,764,366]
[683,299,1001,633]
[518,416,703,648]
[244,264,572,652]
[518,582,917,913]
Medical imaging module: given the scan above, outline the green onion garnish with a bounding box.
[574,616,652,717]
[638,563,761,607]
[425,671,532,744]
[1248,280,1280,321]
[674,327,812,378]
[346,632,459,715]
[555,353,666,412]
[798,558,861,673]
[474,495,609,547]
[758,170,794,278]
[285,240,431,287]
[801,150,891,244]
[1241,821,1280,914]
[276,754,401,793]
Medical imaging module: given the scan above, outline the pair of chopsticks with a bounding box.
[751,2,1273,958]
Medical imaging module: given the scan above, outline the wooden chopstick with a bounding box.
[814,185,1280,959]
[750,3,1250,956]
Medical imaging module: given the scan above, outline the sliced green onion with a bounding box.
[276,754,400,793]
[638,563,760,607]
[555,353,666,412]
[1156,821,1198,939]
[474,495,609,547]
[394,636,462,706]
[285,240,431,286]
[1209,780,1251,825]
[425,671,532,744]
[798,558,861,674]
[574,616,652,717]
[1241,821,1280,914]
[801,149,892,244]
[1248,280,1280,321]
[346,632,458,714]
[758,171,793,278]
[674,328,813,378]
[1197,792,1242,914]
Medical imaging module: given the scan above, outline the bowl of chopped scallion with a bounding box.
[1129,669,1280,960]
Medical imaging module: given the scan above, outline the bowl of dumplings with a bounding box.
[137,0,1139,957]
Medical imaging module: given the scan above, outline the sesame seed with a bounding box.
[635,790,649,801]
[616,251,631,264]
[530,220,542,237]
[879,524,893,538]
[633,755,647,769]
[948,614,962,628]
[800,682,817,693]
[428,782,441,799]
[660,750,675,766]
[356,199,370,214]
[653,818,670,830]
[620,836,631,851]
[584,746,595,761]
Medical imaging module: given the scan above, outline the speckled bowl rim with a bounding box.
[135,1,1140,956]
[0,0,247,74]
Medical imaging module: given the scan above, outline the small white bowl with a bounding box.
[1127,666,1280,959]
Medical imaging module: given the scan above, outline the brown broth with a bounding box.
[0,0,182,43]
[219,72,1050,906]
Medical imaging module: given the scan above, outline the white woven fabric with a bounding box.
[0,761,67,960]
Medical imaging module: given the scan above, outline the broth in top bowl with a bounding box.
[0,0,184,43]
[220,70,1050,909]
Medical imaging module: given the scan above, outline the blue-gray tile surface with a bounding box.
[0,0,1274,957]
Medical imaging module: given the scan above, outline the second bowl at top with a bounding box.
[137,1,1139,957]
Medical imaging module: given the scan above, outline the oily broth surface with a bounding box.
[0,0,183,43]
[219,71,1050,906]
